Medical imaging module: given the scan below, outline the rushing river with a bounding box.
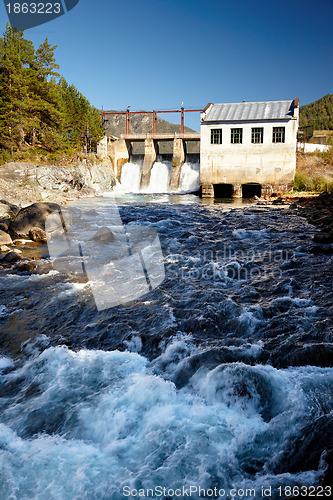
[0,193,332,500]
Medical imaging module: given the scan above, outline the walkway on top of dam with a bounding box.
[119,132,200,141]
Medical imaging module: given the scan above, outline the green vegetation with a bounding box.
[293,172,333,194]
[299,94,333,139]
[0,24,103,164]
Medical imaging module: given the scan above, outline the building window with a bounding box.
[272,127,285,143]
[211,129,222,144]
[231,128,243,144]
[251,127,264,144]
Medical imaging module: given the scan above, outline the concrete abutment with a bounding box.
[141,139,159,188]
[170,139,186,189]
[109,139,132,182]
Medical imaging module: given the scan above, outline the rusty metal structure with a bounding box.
[101,107,203,136]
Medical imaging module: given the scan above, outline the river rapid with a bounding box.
[0,193,332,499]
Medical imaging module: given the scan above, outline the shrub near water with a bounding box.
[293,172,333,193]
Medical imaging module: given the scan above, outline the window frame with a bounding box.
[272,126,285,143]
[251,127,264,144]
[210,128,222,145]
[230,128,243,144]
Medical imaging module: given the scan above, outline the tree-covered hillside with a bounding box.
[0,25,103,164]
[299,94,333,139]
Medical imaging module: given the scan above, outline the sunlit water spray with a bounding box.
[114,160,200,194]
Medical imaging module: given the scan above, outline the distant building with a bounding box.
[310,130,333,145]
[200,99,299,197]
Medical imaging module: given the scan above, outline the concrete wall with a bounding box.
[108,139,132,181]
[97,136,108,158]
[298,142,332,153]
[200,114,298,195]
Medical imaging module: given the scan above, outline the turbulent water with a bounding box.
[114,161,200,194]
[0,194,332,499]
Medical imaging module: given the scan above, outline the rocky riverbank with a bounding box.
[0,157,116,209]
[296,192,333,250]
[0,158,116,273]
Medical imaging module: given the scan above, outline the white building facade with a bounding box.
[200,100,299,197]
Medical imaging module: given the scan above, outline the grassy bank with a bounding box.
[293,150,333,194]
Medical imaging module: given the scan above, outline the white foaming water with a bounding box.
[178,162,200,193]
[114,160,200,194]
[144,161,171,193]
[0,344,331,499]
[115,162,142,193]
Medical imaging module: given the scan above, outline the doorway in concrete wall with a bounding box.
[213,184,234,198]
[242,183,262,198]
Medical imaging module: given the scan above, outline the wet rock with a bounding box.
[92,226,115,244]
[85,209,99,216]
[0,229,12,246]
[4,251,22,263]
[272,197,285,205]
[313,231,333,244]
[0,222,9,232]
[8,202,59,238]
[15,261,38,273]
[310,245,333,254]
[29,227,48,244]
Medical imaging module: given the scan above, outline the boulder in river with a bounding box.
[29,227,48,244]
[8,202,60,238]
[91,226,115,244]
[15,261,38,273]
[4,250,22,263]
[0,229,12,246]
[313,231,333,244]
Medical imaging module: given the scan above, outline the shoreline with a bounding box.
[1,157,333,273]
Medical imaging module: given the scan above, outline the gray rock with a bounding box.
[92,226,115,244]
[8,202,60,238]
[0,229,12,246]
[29,227,48,244]
[85,209,99,216]
[0,200,20,217]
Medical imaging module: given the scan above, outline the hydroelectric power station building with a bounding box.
[200,99,299,198]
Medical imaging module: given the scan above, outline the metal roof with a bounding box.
[203,100,295,122]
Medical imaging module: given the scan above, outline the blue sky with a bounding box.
[1,0,333,130]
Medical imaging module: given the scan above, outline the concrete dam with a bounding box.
[99,100,299,197]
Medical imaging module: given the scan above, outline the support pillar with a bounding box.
[141,139,158,188]
[201,183,214,198]
[170,138,186,189]
[109,139,132,182]
[233,183,242,198]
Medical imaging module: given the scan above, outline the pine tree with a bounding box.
[31,39,66,149]
[0,25,103,159]
[0,24,35,152]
